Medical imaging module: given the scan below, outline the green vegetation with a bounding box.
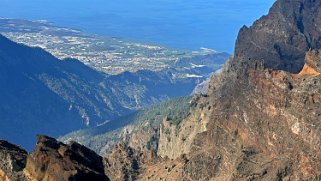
[59,96,192,154]
[133,96,191,127]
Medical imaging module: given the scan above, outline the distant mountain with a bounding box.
[0,34,124,149]
[0,34,226,150]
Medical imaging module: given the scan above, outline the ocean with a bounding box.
[0,0,275,53]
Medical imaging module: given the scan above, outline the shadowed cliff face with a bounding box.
[234,0,321,73]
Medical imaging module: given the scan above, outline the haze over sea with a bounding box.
[0,0,274,53]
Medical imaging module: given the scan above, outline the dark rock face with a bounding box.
[234,0,321,73]
[24,135,109,181]
[0,141,27,181]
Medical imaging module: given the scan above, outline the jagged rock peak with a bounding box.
[234,0,321,73]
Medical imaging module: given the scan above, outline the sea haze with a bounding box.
[0,0,275,53]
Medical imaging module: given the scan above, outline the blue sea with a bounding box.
[0,0,275,53]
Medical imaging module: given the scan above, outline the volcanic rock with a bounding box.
[0,140,27,181]
[234,0,321,73]
[24,135,109,181]
[0,135,110,181]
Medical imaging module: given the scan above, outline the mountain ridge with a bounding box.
[0,34,219,150]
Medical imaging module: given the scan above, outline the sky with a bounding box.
[0,0,275,53]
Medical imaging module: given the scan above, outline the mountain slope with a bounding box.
[60,96,192,156]
[0,34,105,149]
[0,34,215,150]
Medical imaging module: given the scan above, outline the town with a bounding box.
[0,18,217,75]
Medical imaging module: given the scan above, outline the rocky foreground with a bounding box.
[0,135,109,181]
[1,0,321,180]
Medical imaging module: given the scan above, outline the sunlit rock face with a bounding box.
[106,0,321,180]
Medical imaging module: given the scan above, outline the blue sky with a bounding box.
[0,0,275,53]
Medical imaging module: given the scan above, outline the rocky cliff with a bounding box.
[234,0,321,73]
[105,0,321,180]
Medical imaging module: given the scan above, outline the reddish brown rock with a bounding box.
[24,135,109,181]
[0,135,110,181]
[104,142,158,181]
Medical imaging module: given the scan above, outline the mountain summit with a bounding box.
[235,0,321,73]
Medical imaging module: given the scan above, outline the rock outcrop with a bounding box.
[0,135,110,181]
[234,0,321,73]
[24,135,109,181]
[105,141,166,181]
[0,141,27,181]
[104,143,143,181]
